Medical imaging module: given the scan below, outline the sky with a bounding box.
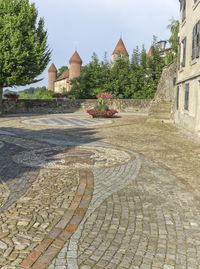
[13,0,180,92]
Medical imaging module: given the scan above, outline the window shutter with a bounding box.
[196,21,200,58]
[182,0,186,21]
[192,28,195,60]
[176,86,179,110]
[184,83,189,111]
[182,37,187,67]
[178,42,181,69]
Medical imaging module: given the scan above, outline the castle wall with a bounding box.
[2,99,151,114]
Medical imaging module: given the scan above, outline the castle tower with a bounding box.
[48,63,57,91]
[69,51,83,81]
[111,38,129,65]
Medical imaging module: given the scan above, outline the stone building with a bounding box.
[175,0,200,131]
[48,51,83,92]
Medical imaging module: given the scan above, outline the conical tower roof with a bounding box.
[69,51,83,64]
[48,63,57,72]
[147,46,154,57]
[112,38,129,56]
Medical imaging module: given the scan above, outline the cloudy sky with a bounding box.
[14,0,180,91]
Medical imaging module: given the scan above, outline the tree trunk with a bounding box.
[0,87,3,116]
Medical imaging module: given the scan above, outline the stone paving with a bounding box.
[22,118,112,127]
[0,113,200,269]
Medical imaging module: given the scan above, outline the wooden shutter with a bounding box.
[178,41,181,69]
[184,83,189,111]
[196,21,200,58]
[176,86,180,110]
[192,27,196,60]
[182,37,187,67]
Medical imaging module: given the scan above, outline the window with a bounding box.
[178,42,181,70]
[182,37,187,67]
[184,83,189,110]
[180,0,186,22]
[176,86,180,110]
[192,21,200,60]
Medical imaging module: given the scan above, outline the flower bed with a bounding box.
[87,109,118,118]
[52,93,67,98]
[87,92,118,118]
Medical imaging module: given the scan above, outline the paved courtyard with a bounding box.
[0,113,200,269]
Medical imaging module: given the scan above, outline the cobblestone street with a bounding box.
[0,113,200,269]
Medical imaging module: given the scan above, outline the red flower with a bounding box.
[97,93,113,100]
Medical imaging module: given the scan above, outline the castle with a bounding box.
[48,51,83,92]
[48,38,129,92]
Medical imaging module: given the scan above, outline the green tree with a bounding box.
[70,37,165,100]
[146,42,165,97]
[57,66,68,77]
[71,53,110,99]
[0,0,51,112]
[168,19,179,55]
[107,56,132,98]
[167,18,179,64]
[18,87,53,99]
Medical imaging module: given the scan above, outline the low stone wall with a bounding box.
[2,99,151,114]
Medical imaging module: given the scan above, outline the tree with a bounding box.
[70,37,166,100]
[71,53,111,99]
[18,86,53,99]
[57,66,68,77]
[0,0,51,112]
[146,40,165,97]
[107,56,132,98]
[167,18,179,64]
[168,19,179,55]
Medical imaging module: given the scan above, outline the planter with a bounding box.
[87,109,118,118]
[92,114,113,118]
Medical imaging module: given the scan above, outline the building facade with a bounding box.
[175,0,200,131]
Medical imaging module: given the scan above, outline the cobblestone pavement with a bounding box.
[22,118,112,127]
[0,113,200,269]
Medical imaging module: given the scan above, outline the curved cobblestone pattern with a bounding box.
[0,131,135,269]
[0,168,79,268]
[0,140,40,212]
[49,155,200,269]
[13,146,131,170]
[1,114,200,269]
[20,169,94,269]
[49,152,141,269]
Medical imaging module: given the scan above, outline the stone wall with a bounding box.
[2,99,151,114]
[149,62,177,120]
[154,61,177,103]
